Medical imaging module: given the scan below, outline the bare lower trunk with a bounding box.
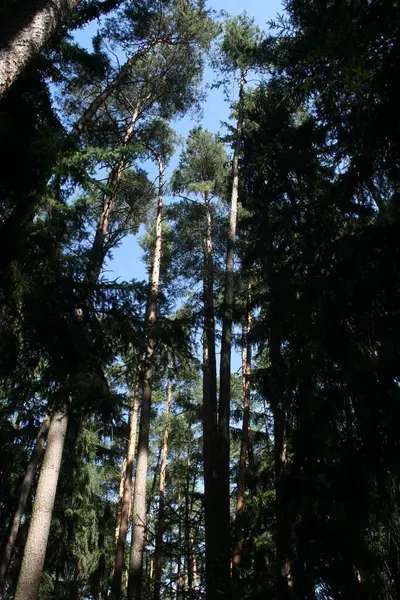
[232,299,252,591]
[153,370,173,600]
[217,71,245,599]
[202,191,219,600]
[114,457,127,546]
[14,408,68,600]
[0,415,50,589]
[128,155,164,600]
[111,378,140,599]
[0,0,80,98]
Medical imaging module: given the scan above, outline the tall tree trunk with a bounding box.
[153,369,173,600]
[217,70,245,599]
[232,297,252,591]
[86,105,140,283]
[0,415,50,590]
[110,378,140,599]
[128,154,164,600]
[114,457,127,546]
[270,335,293,600]
[202,191,219,600]
[0,0,80,98]
[177,488,182,600]
[14,408,68,600]
[184,431,194,600]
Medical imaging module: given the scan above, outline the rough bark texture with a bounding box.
[0,415,50,589]
[86,106,140,283]
[128,155,163,600]
[0,0,80,98]
[111,378,140,599]
[201,191,219,600]
[232,301,252,591]
[217,71,245,599]
[14,408,68,600]
[153,370,173,600]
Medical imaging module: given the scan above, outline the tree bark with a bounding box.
[128,154,164,600]
[232,297,252,591]
[153,369,173,600]
[201,191,219,600]
[0,0,80,98]
[0,415,50,589]
[110,378,140,599]
[217,70,245,599]
[14,408,68,600]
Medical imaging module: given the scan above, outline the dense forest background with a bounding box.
[1,1,400,599]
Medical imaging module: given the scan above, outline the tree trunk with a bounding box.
[0,415,50,589]
[217,71,245,599]
[86,106,140,283]
[14,408,68,600]
[153,369,173,600]
[114,457,127,546]
[177,489,182,600]
[0,0,80,98]
[128,154,164,600]
[110,378,140,599]
[184,432,194,600]
[232,298,252,592]
[270,335,293,600]
[201,190,219,600]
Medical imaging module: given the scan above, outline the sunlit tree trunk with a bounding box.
[14,408,68,600]
[202,190,219,600]
[232,294,252,592]
[111,378,140,599]
[0,415,50,590]
[0,0,80,98]
[218,70,245,599]
[153,369,173,600]
[128,154,164,600]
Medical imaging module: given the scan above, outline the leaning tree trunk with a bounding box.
[201,191,219,600]
[110,377,140,599]
[14,408,68,600]
[217,70,245,599]
[86,106,140,283]
[0,0,80,98]
[128,154,164,600]
[232,296,252,593]
[153,369,173,600]
[0,415,50,589]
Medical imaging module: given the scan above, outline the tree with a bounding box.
[213,15,263,597]
[171,127,228,600]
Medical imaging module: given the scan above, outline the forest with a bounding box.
[1,0,400,599]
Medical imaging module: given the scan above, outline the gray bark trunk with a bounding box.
[0,0,80,98]
[217,71,245,599]
[0,415,50,589]
[128,154,163,600]
[14,408,68,600]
